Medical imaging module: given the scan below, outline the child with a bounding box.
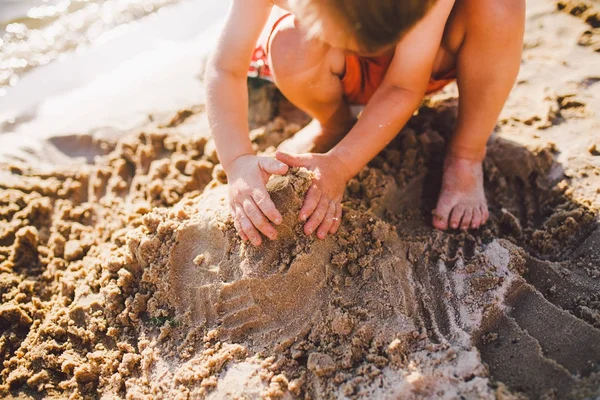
[205,0,525,246]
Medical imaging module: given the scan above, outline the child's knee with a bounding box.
[467,0,525,36]
[490,0,524,36]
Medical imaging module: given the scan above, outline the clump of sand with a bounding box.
[113,165,501,398]
[1,1,600,398]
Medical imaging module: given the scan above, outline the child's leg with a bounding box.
[432,0,525,230]
[268,17,355,153]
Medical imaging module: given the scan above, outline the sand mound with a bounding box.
[126,167,500,398]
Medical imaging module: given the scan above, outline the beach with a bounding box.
[0,0,599,398]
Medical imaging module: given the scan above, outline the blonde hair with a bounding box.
[291,0,437,53]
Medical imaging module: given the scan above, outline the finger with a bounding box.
[237,205,262,246]
[299,185,321,221]
[329,203,342,234]
[317,201,336,239]
[233,206,249,241]
[234,218,249,241]
[252,189,283,225]
[258,157,289,175]
[304,196,330,236]
[242,198,278,241]
[275,151,310,168]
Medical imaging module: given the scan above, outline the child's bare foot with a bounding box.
[278,118,354,154]
[432,155,489,231]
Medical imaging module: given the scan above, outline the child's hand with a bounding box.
[227,154,289,246]
[276,151,348,239]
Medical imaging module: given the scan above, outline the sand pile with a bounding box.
[1,0,600,398]
[1,94,599,399]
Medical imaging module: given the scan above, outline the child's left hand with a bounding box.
[276,151,349,239]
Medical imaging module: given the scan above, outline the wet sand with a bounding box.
[0,0,599,398]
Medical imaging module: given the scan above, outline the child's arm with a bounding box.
[330,0,456,177]
[206,0,289,246]
[276,0,455,232]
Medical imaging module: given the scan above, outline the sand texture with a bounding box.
[1,0,600,398]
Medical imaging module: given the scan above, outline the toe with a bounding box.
[481,205,490,225]
[471,208,482,229]
[449,204,466,230]
[432,212,449,230]
[432,198,454,231]
[460,208,473,231]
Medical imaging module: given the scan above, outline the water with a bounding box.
[0,0,229,160]
[0,0,182,95]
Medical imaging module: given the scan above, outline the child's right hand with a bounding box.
[227,154,289,246]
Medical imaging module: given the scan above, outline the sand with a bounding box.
[1,0,600,398]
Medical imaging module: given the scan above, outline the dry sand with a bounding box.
[1,0,600,398]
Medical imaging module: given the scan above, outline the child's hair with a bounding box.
[291,0,437,53]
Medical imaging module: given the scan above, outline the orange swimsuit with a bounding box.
[249,13,456,106]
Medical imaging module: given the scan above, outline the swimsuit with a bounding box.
[250,12,456,106]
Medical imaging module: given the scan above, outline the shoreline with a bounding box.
[0,0,229,167]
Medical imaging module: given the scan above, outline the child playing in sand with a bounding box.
[206,0,525,246]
